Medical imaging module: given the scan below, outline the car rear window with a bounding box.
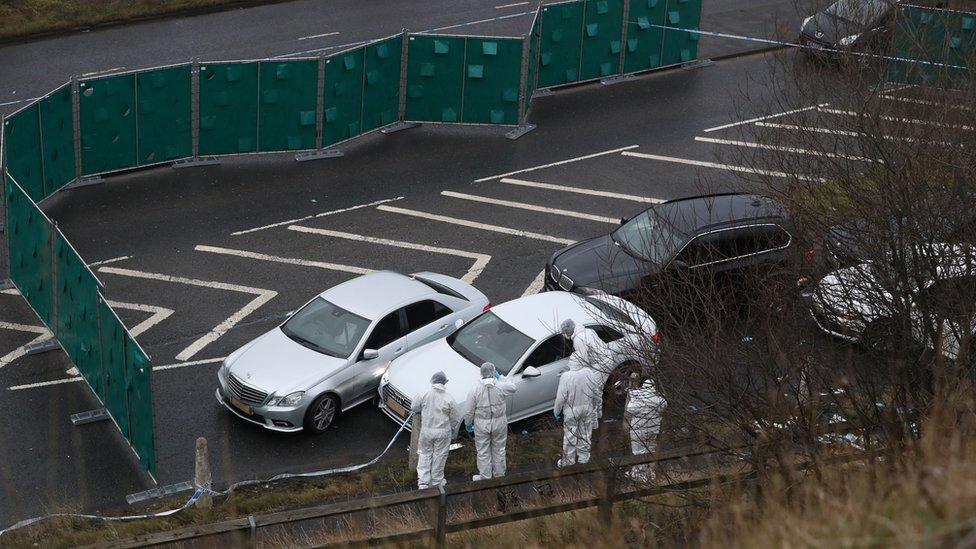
[413,276,468,301]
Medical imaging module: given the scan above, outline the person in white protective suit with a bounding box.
[463,362,518,481]
[554,346,599,467]
[561,319,613,423]
[412,371,461,489]
[625,374,666,482]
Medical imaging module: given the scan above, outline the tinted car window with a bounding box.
[364,310,406,350]
[447,312,534,374]
[524,335,574,368]
[681,226,791,267]
[590,325,623,343]
[583,296,636,327]
[413,276,468,301]
[405,300,453,332]
[281,298,371,358]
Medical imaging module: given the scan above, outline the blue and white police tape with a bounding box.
[0,411,414,537]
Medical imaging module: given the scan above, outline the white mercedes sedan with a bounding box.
[378,291,658,427]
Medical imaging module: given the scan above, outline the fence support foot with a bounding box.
[63,176,103,191]
[295,149,344,162]
[381,122,421,134]
[25,338,59,356]
[172,157,221,169]
[71,408,111,426]
[506,124,536,140]
[126,481,194,505]
[600,74,637,86]
[532,88,553,98]
[681,58,714,71]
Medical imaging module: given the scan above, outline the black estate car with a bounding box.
[798,0,947,57]
[544,193,807,302]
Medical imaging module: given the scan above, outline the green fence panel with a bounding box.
[199,62,259,155]
[258,60,318,151]
[5,175,54,326]
[405,35,465,123]
[581,0,624,80]
[524,11,542,115]
[79,74,137,175]
[125,336,156,476]
[39,84,76,196]
[462,38,522,124]
[538,1,585,88]
[363,36,403,132]
[54,230,103,396]
[888,6,965,87]
[624,0,667,73]
[99,297,130,438]
[3,104,44,202]
[324,48,365,146]
[136,65,192,165]
[661,0,700,66]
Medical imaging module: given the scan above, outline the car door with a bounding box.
[404,299,457,350]
[342,308,409,407]
[513,334,574,418]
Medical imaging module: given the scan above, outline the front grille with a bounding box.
[383,384,411,412]
[227,374,269,406]
[558,273,574,291]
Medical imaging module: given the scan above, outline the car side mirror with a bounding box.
[522,366,541,378]
[362,349,379,360]
[619,217,630,226]
[672,259,690,269]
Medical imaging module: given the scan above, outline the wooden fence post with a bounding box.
[435,484,447,549]
[597,458,617,528]
[194,437,212,509]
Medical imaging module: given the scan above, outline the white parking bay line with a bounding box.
[195,245,371,275]
[377,205,575,245]
[693,136,880,163]
[621,151,827,183]
[105,301,174,337]
[498,178,663,204]
[442,191,618,224]
[703,103,830,133]
[298,31,339,41]
[88,255,131,267]
[98,266,277,362]
[231,196,404,236]
[473,145,639,183]
[880,94,974,111]
[818,107,975,130]
[287,226,491,284]
[522,270,546,296]
[0,321,53,369]
[496,1,529,8]
[9,357,229,391]
[755,121,953,146]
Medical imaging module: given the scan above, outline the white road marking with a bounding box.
[818,107,975,130]
[88,255,131,267]
[473,145,639,182]
[195,245,371,275]
[231,196,404,235]
[80,66,125,77]
[495,1,529,7]
[1,288,21,295]
[98,266,277,362]
[427,11,530,32]
[106,301,174,337]
[10,357,228,391]
[298,31,339,41]
[755,121,953,146]
[522,270,547,296]
[621,151,827,183]
[693,136,879,163]
[498,178,663,204]
[0,321,52,369]
[703,103,830,133]
[0,97,38,108]
[441,191,618,224]
[287,226,491,284]
[880,94,973,111]
[377,205,575,245]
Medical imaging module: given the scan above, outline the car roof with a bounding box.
[321,271,436,320]
[490,292,601,340]
[653,193,788,236]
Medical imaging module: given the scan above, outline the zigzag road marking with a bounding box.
[0,321,52,369]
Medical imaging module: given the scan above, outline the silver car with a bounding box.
[216,271,489,433]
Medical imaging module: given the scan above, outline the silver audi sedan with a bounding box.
[216,271,489,433]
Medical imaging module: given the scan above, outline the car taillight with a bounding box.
[804,246,815,263]
[651,332,662,344]
[483,303,492,313]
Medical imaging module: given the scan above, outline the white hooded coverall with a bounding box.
[568,322,613,421]
[412,383,461,489]
[554,360,599,466]
[626,380,665,481]
[464,377,517,479]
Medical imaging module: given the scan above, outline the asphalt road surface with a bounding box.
[0,0,828,526]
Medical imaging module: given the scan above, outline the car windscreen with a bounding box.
[611,209,683,264]
[447,312,534,374]
[281,297,371,358]
[826,0,890,26]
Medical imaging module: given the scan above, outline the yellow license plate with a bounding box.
[386,398,407,419]
[229,395,252,415]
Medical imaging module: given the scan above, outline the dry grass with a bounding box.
[0,0,282,41]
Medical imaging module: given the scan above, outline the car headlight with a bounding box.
[268,391,305,407]
[839,34,860,46]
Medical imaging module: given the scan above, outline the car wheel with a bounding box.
[304,394,340,434]
[862,320,895,353]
